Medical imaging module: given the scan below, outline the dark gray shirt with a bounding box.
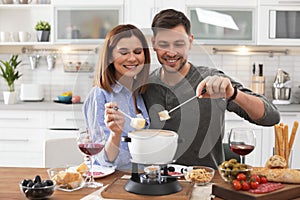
[142,63,280,169]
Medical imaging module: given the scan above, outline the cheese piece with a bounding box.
[130,118,146,130]
[76,162,89,174]
[158,110,171,121]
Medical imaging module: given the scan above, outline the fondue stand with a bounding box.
[122,129,182,195]
[124,162,182,195]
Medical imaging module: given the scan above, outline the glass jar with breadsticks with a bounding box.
[273,121,298,168]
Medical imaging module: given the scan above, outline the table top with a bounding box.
[2,167,299,200]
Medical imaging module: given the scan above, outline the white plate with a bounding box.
[56,181,85,192]
[68,165,115,178]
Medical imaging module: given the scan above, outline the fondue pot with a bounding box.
[123,129,178,164]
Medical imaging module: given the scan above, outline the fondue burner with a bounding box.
[124,162,182,195]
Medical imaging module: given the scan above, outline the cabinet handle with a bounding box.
[278,1,300,4]
[280,113,298,117]
[65,118,84,121]
[0,139,29,142]
[0,117,29,121]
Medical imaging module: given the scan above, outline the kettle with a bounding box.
[272,69,291,101]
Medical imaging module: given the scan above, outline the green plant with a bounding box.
[0,55,22,92]
[35,20,51,31]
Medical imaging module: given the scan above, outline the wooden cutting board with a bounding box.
[101,178,194,200]
[212,181,300,200]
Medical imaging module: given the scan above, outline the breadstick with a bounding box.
[289,121,298,156]
[274,125,279,155]
[277,125,284,158]
[283,125,289,164]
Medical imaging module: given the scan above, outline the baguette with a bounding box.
[253,167,300,184]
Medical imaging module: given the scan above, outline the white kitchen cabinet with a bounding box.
[225,111,263,167]
[0,110,47,167]
[0,4,53,45]
[0,109,84,167]
[53,4,123,44]
[185,0,257,45]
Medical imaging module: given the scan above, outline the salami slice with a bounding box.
[248,183,284,194]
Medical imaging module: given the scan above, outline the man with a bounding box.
[142,9,280,169]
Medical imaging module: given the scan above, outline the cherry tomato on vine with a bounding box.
[237,173,247,181]
[241,181,250,191]
[260,176,268,184]
[250,174,261,183]
[232,180,242,190]
[250,181,259,189]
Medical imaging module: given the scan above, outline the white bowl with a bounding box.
[127,129,178,164]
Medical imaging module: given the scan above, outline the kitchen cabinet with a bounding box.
[225,112,263,167]
[0,3,53,45]
[0,110,47,167]
[0,109,84,167]
[54,4,123,44]
[258,0,300,46]
[185,0,257,45]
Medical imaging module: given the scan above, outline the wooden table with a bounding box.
[0,167,222,200]
[0,167,126,200]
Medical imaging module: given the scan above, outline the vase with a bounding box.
[36,30,50,42]
[3,91,17,104]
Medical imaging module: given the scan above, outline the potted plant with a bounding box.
[0,55,22,104]
[35,20,51,42]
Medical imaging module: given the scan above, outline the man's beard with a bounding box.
[161,58,187,74]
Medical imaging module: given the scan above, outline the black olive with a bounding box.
[27,180,34,188]
[33,175,42,184]
[32,182,43,189]
[43,179,54,186]
[168,166,175,172]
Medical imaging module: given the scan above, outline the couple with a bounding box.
[83,9,280,170]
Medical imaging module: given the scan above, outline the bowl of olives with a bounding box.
[19,175,55,200]
[218,159,253,182]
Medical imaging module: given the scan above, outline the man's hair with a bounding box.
[151,9,191,37]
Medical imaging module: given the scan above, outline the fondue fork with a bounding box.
[158,88,206,121]
[113,107,146,130]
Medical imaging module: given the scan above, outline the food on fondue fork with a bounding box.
[130,118,146,130]
[158,110,171,121]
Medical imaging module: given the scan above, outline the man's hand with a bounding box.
[196,75,234,99]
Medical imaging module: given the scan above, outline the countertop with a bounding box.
[0,100,83,111]
[1,101,300,113]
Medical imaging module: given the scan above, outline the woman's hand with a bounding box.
[104,102,125,136]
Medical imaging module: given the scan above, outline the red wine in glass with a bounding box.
[230,143,255,156]
[228,128,256,164]
[77,128,106,188]
[78,143,104,156]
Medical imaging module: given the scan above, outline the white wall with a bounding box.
[1,47,300,103]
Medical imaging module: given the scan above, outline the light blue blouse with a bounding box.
[82,82,150,170]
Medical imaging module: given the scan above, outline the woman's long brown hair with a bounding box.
[93,24,150,93]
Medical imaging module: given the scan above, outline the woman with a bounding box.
[83,24,151,170]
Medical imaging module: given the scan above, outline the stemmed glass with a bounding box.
[77,127,106,188]
[228,127,256,164]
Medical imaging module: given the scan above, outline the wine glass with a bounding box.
[77,127,106,188]
[228,127,256,164]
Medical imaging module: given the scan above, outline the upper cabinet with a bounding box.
[54,6,123,44]
[185,0,257,45]
[258,0,300,46]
